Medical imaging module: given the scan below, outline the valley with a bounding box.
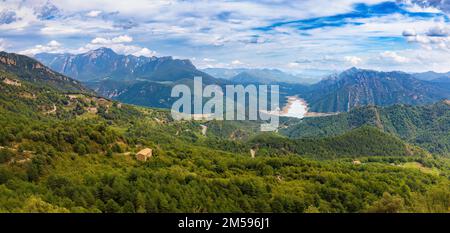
[36,50,450,116]
[0,50,449,213]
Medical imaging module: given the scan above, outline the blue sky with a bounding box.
[1,0,450,73]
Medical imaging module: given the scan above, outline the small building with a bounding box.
[200,125,208,136]
[250,149,256,158]
[87,107,98,114]
[352,160,362,165]
[136,148,153,161]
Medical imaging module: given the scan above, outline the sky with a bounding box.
[1,0,450,73]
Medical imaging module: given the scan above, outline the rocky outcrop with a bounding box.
[0,56,16,66]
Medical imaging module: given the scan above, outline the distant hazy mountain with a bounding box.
[36,48,217,83]
[433,77,450,84]
[202,68,317,84]
[412,71,450,82]
[202,68,244,80]
[302,68,450,112]
[414,71,450,85]
[0,51,90,93]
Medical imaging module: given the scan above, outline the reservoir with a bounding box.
[280,96,308,119]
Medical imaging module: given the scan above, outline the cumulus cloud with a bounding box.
[20,40,63,55]
[406,34,431,43]
[203,58,216,62]
[0,38,8,51]
[90,37,110,44]
[112,35,133,43]
[16,33,156,57]
[344,56,362,66]
[287,62,301,68]
[426,25,450,37]
[403,24,450,50]
[79,35,156,57]
[402,29,417,37]
[91,35,133,44]
[86,10,102,17]
[34,1,61,20]
[231,60,244,66]
[0,10,20,24]
[380,51,410,63]
[132,48,156,57]
[398,0,450,14]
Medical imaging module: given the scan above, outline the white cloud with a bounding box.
[20,40,63,55]
[380,51,410,63]
[426,25,450,37]
[111,35,133,43]
[406,34,430,43]
[0,4,38,31]
[403,24,450,51]
[132,48,156,57]
[399,0,442,13]
[0,38,8,51]
[76,43,157,57]
[203,58,216,62]
[231,60,243,65]
[78,35,156,57]
[402,29,417,37]
[86,10,102,17]
[344,56,362,66]
[47,40,61,47]
[287,62,301,68]
[41,25,83,35]
[91,35,133,44]
[91,37,110,44]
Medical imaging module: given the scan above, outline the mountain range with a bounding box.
[412,71,450,82]
[202,68,318,84]
[35,47,218,83]
[36,48,228,108]
[301,68,450,112]
[35,49,305,108]
[34,49,450,113]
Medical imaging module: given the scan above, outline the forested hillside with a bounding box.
[282,103,450,155]
[252,126,428,159]
[0,52,91,93]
